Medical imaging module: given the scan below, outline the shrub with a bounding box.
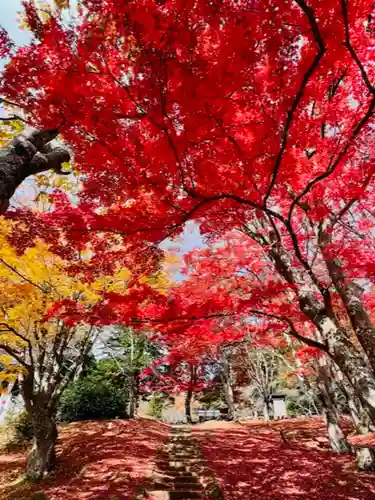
[59,378,127,422]
[3,410,33,449]
[286,396,321,417]
[13,410,33,441]
[148,394,164,419]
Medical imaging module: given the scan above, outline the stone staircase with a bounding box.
[140,427,223,500]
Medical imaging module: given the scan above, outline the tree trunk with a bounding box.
[320,321,375,424]
[316,362,350,453]
[128,375,138,419]
[321,232,375,372]
[334,369,375,470]
[354,423,375,471]
[220,349,237,420]
[348,394,375,471]
[296,282,375,424]
[263,399,270,422]
[0,128,70,212]
[222,379,236,420]
[185,363,196,424]
[268,238,375,422]
[26,404,58,480]
[185,387,193,424]
[302,301,375,423]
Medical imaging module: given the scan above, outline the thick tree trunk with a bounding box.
[250,227,375,427]
[20,373,59,480]
[321,232,375,371]
[333,369,375,470]
[354,423,375,471]
[316,362,350,453]
[26,404,58,480]
[347,394,375,470]
[319,320,375,424]
[0,127,70,211]
[351,407,375,471]
[274,244,375,423]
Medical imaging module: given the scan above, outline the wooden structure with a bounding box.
[271,393,288,419]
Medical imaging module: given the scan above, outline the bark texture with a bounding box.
[263,399,271,422]
[220,349,237,420]
[267,237,375,424]
[316,361,350,453]
[128,372,140,419]
[333,367,375,470]
[185,387,193,424]
[27,409,58,480]
[0,127,70,211]
[320,231,375,372]
[185,364,196,424]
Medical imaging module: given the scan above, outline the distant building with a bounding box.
[271,393,288,419]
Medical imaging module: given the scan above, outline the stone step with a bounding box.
[164,475,198,481]
[168,492,203,499]
[170,459,201,462]
[168,451,199,456]
[173,476,198,483]
[150,481,173,490]
[169,454,201,457]
[173,483,203,491]
[157,469,189,477]
[170,452,201,456]
[170,439,194,443]
[162,470,195,476]
[145,492,169,500]
[169,452,198,456]
[170,437,193,441]
[169,446,198,450]
[155,460,186,466]
[157,466,190,474]
[171,449,200,452]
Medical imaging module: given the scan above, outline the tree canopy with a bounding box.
[2,0,375,475]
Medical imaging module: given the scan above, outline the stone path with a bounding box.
[140,427,223,500]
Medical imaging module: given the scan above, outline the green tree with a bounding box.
[59,358,129,422]
[106,327,162,418]
[148,393,165,420]
[59,377,127,422]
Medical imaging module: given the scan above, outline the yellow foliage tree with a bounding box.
[0,219,169,478]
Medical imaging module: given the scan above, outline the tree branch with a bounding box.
[248,309,329,353]
[263,0,326,204]
[0,343,29,369]
[341,0,375,95]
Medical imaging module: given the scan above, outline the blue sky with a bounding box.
[1,0,30,46]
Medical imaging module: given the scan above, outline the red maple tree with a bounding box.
[2,0,375,467]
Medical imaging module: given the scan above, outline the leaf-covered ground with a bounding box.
[1,417,375,499]
[193,417,375,500]
[0,418,169,500]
